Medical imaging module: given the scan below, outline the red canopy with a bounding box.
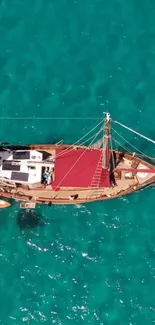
[52,149,110,189]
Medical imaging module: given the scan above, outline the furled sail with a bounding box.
[90,137,103,149]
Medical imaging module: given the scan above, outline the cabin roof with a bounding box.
[0,150,54,185]
[52,149,110,189]
[0,150,43,184]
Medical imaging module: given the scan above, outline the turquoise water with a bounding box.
[0,0,155,324]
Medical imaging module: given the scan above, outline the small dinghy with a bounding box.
[0,200,10,208]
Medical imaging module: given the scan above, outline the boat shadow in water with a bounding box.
[17,209,45,229]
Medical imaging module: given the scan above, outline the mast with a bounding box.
[103,112,111,169]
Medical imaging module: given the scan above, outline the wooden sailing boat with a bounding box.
[0,112,155,208]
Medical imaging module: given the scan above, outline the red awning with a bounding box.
[52,149,110,189]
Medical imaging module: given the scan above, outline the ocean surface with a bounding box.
[0,0,155,324]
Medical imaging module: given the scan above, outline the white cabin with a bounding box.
[0,149,55,185]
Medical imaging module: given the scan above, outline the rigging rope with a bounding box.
[55,119,104,159]
[53,126,103,191]
[113,138,155,169]
[113,120,155,145]
[56,129,103,159]
[112,127,155,160]
[112,137,133,155]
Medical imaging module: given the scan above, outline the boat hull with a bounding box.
[0,180,154,205]
[0,144,154,206]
